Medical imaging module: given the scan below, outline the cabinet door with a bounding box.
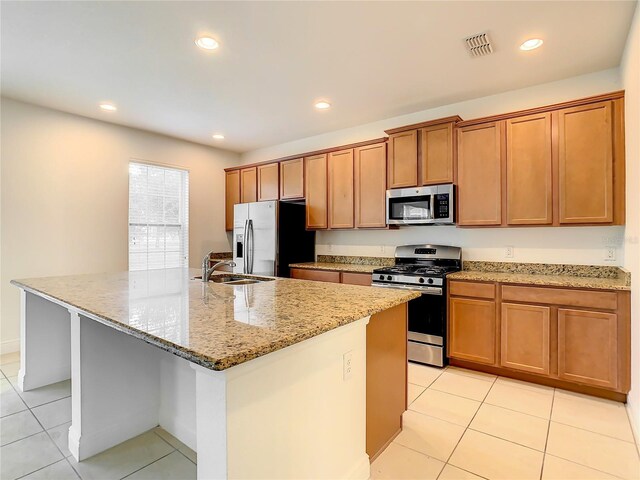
[280,158,304,200]
[290,268,340,283]
[457,122,503,226]
[342,272,372,286]
[354,143,387,228]
[225,170,241,231]
[240,167,257,203]
[506,113,552,225]
[420,123,454,185]
[449,297,496,364]
[558,101,613,224]
[558,308,618,389]
[387,130,418,188]
[257,163,279,201]
[304,154,328,229]
[501,303,550,375]
[328,149,354,229]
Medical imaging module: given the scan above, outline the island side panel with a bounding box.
[193,317,370,480]
[69,311,161,461]
[366,302,408,461]
[18,290,71,391]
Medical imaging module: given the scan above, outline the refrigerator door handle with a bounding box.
[248,219,255,274]
[243,219,249,274]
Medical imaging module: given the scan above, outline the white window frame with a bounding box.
[128,161,189,271]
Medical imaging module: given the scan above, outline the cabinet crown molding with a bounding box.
[384,115,463,135]
[457,90,625,128]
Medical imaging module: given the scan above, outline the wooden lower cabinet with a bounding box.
[290,268,340,283]
[449,297,496,365]
[342,272,372,286]
[558,308,618,389]
[501,303,550,375]
[448,279,630,398]
[366,303,407,460]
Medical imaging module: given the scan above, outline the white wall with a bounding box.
[0,98,240,353]
[621,2,640,443]
[241,68,626,266]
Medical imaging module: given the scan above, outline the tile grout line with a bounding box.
[2,365,75,479]
[543,452,629,480]
[13,458,72,480]
[119,450,177,479]
[442,371,498,470]
[152,430,197,466]
[539,388,556,480]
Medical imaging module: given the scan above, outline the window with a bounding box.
[128,162,189,271]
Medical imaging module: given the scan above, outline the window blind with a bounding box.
[128,162,189,271]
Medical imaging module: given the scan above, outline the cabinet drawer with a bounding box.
[449,281,495,299]
[290,268,341,283]
[342,272,372,286]
[501,285,617,310]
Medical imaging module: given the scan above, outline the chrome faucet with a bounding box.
[201,252,236,282]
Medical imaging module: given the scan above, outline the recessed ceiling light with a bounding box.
[99,103,117,112]
[520,38,543,51]
[195,36,219,50]
[212,134,225,140]
[314,101,331,110]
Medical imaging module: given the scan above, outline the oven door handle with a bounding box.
[371,282,443,296]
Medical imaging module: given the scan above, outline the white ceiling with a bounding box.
[1,1,636,153]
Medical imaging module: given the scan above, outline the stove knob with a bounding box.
[379,275,385,281]
[386,275,392,281]
[418,277,425,284]
[427,278,434,284]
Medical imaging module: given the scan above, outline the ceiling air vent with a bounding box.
[464,33,494,57]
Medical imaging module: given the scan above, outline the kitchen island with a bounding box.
[11,268,418,479]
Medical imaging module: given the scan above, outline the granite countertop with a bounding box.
[11,269,418,371]
[289,262,382,274]
[290,255,394,274]
[448,261,631,291]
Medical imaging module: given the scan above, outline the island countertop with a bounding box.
[11,268,419,371]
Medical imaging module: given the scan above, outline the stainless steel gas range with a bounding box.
[371,244,462,367]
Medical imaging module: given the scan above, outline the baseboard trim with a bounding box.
[1,339,20,354]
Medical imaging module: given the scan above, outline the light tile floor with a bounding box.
[373,363,640,480]
[2,354,639,479]
[0,354,196,480]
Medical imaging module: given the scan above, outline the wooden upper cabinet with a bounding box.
[449,297,496,365]
[558,308,618,389]
[558,101,614,224]
[457,122,503,226]
[225,170,241,231]
[501,303,550,375]
[506,113,552,225]
[304,154,328,229]
[280,158,304,200]
[240,167,257,203]
[354,143,387,228]
[328,149,354,229]
[387,130,418,188]
[257,163,279,201]
[420,123,454,185]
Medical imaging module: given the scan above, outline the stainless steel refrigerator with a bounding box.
[233,201,315,277]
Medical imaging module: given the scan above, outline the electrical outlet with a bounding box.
[605,246,616,262]
[504,246,514,259]
[343,351,353,381]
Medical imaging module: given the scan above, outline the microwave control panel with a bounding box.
[434,194,450,219]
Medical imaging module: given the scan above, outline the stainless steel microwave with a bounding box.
[386,184,455,225]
